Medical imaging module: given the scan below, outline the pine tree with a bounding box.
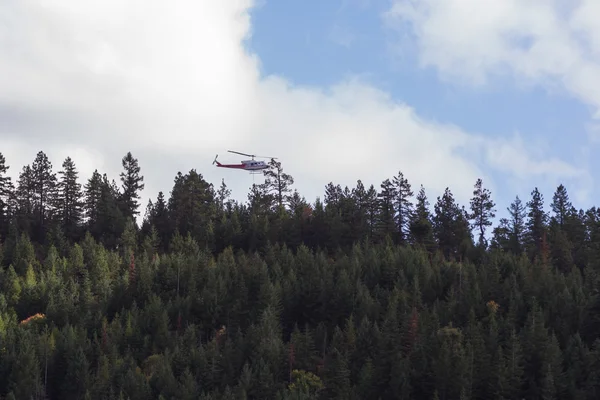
[378,179,397,241]
[364,184,379,237]
[216,179,232,214]
[119,151,145,218]
[146,191,171,250]
[7,337,42,399]
[392,171,414,244]
[409,185,434,248]
[31,151,58,236]
[288,189,308,216]
[324,182,343,207]
[0,153,11,196]
[526,187,548,259]
[490,218,511,251]
[0,152,14,239]
[469,178,496,246]
[0,152,10,197]
[95,174,125,247]
[350,180,369,240]
[167,169,215,246]
[433,187,471,259]
[15,164,35,235]
[57,157,84,241]
[248,183,274,217]
[263,158,294,211]
[84,170,102,228]
[507,195,527,254]
[550,184,571,228]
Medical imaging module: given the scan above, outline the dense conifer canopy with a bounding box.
[0,150,599,399]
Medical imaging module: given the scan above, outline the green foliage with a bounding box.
[2,150,600,398]
[288,369,323,396]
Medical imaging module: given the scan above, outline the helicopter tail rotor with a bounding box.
[212,154,218,165]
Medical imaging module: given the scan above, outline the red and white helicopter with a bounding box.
[213,150,277,174]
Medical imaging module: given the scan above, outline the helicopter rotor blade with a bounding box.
[227,150,277,159]
[228,150,253,157]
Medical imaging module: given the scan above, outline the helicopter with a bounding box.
[213,150,277,174]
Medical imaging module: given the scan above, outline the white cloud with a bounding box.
[0,0,591,220]
[384,0,600,118]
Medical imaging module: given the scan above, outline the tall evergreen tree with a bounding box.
[247,183,273,217]
[119,151,145,218]
[378,179,397,241]
[96,174,125,247]
[324,182,343,208]
[469,178,496,246]
[0,152,14,238]
[349,180,370,242]
[364,184,379,238]
[263,158,294,211]
[167,169,215,247]
[526,187,548,259]
[31,150,58,234]
[548,185,576,273]
[142,191,172,251]
[216,179,232,215]
[0,152,12,201]
[409,185,433,248]
[507,195,527,255]
[57,157,84,241]
[84,170,102,228]
[550,184,571,228]
[433,187,471,259]
[490,217,511,251]
[392,171,413,244]
[15,164,35,234]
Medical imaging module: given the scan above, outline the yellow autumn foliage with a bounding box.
[487,300,499,314]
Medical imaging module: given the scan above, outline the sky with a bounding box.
[1,0,600,225]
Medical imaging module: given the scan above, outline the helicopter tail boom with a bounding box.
[213,154,246,169]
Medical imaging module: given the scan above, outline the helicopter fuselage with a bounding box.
[213,151,272,172]
[240,160,268,170]
[214,158,268,171]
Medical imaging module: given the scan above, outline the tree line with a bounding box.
[0,150,599,399]
[1,150,571,262]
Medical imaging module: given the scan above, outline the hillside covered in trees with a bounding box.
[1,150,600,399]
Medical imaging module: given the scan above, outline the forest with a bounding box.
[0,149,599,399]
